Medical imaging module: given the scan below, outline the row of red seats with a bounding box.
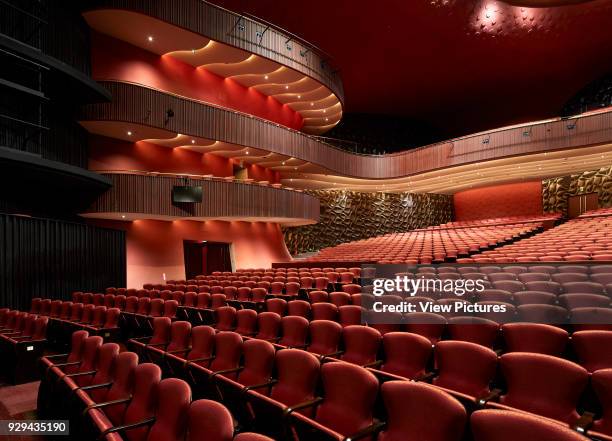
[465,215,612,262]
[398,263,612,275]
[0,308,48,383]
[432,213,562,229]
[37,330,271,441]
[305,222,543,263]
[131,320,610,441]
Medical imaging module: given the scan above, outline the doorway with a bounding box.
[183,240,232,279]
[568,193,598,218]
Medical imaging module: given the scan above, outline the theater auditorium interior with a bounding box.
[1,0,612,440]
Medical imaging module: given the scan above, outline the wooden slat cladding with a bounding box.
[85,173,320,224]
[82,82,612,179]
[84,0,343,102]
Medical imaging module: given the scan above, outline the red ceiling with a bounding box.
[212,0,612,138]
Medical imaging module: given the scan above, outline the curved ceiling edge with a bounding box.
[80,82,612,180]
[83,0,344,105]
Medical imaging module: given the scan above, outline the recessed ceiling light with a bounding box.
[282,161,286,165]
[297,95,301,99]
[264,75,269,80]
[127,131,132,136]
[285,85,289,89]
[310,102,314,106]
[147,36,154,42]
[246,151,249,155]
[121,215,126,219]
[191,139,195,144]
[323,109,326,113]
[325,118,329,121]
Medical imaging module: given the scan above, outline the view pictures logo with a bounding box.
[372,275,486,297]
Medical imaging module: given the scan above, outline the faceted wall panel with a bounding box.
[283,190,452,255]
[543,166,612,215]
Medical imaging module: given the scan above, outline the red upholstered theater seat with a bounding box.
[502,322,568,356]
[471,409,590,441]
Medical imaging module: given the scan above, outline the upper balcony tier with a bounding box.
[82,0,343,134]
[80,82,612,193]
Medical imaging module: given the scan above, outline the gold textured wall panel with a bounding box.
[283,190,452,255]
[543,165,612,215]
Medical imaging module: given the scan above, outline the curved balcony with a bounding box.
[82,0,343,133]
[80,82,612,189]
[81,172,320,226]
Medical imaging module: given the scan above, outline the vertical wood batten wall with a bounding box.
[81,82,612,180]
[84,0,344,101]
[0,213,126,310]
[84,173,320,223]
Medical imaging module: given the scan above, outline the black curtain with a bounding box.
[0,212,126,310]
[205,243,232,274]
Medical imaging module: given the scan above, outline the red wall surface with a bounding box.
[453,181,543,221]
[88,136,234,176]
[91,33,304,130]
[87,219,291,288]
[246,163,280,183]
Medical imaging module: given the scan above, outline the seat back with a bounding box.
[270,349,320,410]
[256,312,281,341]
[379,381,466,441]
[308,320,342,356]
[315,362,378,437]
[499,352,588,423]
[341,325,381,366]
[572,331,612,373]
[235,309,258,336]
[279,316,309,348]
[502,323,568,356]
[104,351,139,425]
[238,339,275,387]
[265,298,287,316]
[215,306,236,332]
[209,332,243,374]
[433,341,497,398]
[187,400,234,441]
[146,378,191,441]
[186,326,215,366]
[380,332,432,380]
[287,300,311,319]
[88,343,120,399]
[166,321,192,353]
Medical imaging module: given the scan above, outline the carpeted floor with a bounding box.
[0,381,43,441]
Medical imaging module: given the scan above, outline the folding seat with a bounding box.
[375,332,432,381]
[29,298,42,314]
[212,339,276,420]
[513,291,557,305]
[114,295,126,311]
[558,265,590,274]
[470,409,590,441]
[563,281,605,294]
[329,291,351,307]
[433,340,498,400]
[48,300,62,318]
[339,272,354,285]
[39,299,52,315]
[171,291,185,305]
[93,293,105,306]
[378,381,466,441]
[591,369,612,440]
[82,293,93,305]
[195,292,211,311]
[103,294,115,308]
[338,305,363,327]
[447,316,499,347]
[560,293,610,309]
[553,273,590,284]
[312,303,339,321]
[222,286,237,301]
[266,298,287,316]
[475,301,516,324]
[525,280,562,294]
[188,332,243,395]
[72,292,84,303]
[457,266,479,275]
[278,316,309,348]
[247,288,266,305]
[246,349,320,438]
[502,322,568,355]
[488,273,517,282]
[476,289,514,303]
[165,325,216,375]
[571,307,612,331]
[307,320,343,357]
[285,282,300,298]
[403,312,447,344]
[341,284,361,295]
[518,272,551,283]
[127,317,172,359]
[479,266,502,275]
[198,285,211,293]
[308,290,329,303]
[215,306,237,332]
[349,267,362,278]
[314,277,329,291]
[257,281,271,292]
[592,273,612,285]
[592,265,612,274]
[572,331,612,372]
[492,280,524,293]
[287,300,311,319]
[338,325,382,367]
[255,312,281,342]
[491,353,588,424]
[300,277,314,290]
[211,293,227,309]
[518,304,568,324]
[145,319,191,367]
[367,311,403,335]
[269,282,284,296]
[211,285,225,294]
[0,316,49,383]
[289,362,379,441]
[235,309,258,337]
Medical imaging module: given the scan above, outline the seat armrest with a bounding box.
[573,412,595,434]
[166,347,191,355]
[477,388,503,406]
[98,416,155,439]
[284,397,324,417]
[210,366,243,379]
[64,369,97,378]
[346,421,387,441]
[243,379,278,393]
[77,382,113,393]
[185,356,215,366]
[83,396,132,417]
[415,371,437,382]
[363,360,383,368]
